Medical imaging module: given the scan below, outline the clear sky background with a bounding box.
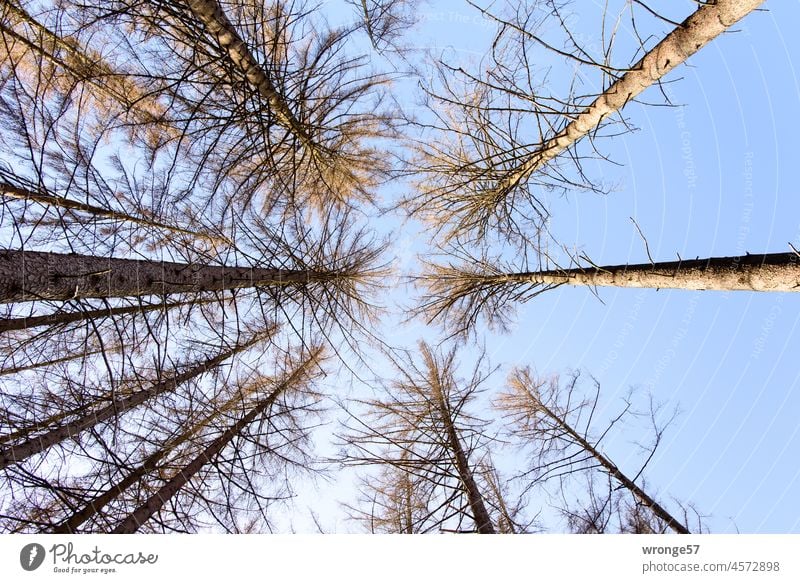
[273,0,800,534]
[3,0,798,538]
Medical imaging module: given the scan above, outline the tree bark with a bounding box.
[500,253,800,292]
[0,181,228,245]
[520,388,689,534]
[425,346,495,534]
[0,299,199,333]
[182,0,314,148]
[0,347,107,377]
[0,385,115,446]
[0,250,337,303]
[0,328,275,470]
[497,0,765,195]
[110,348,320,533]
[49,380,261,533]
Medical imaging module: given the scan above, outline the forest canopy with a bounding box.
[1,0,797,534]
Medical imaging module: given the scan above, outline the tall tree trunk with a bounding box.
[49,380,262,533]
[182,0,314,148]
[400,469,414,534]
[357,0,378,49]
[481,461,516,534]
[0,250,339,303]
[0,180,229,246]
[0,347,107,377]
[425,346,495,534]
[0,299,200,333]
[111,347,321,533]
[473,253,800,293]
[513,381,689,534]
[0,385,117,446]
[0,327,275,470]
[495,0,766,196]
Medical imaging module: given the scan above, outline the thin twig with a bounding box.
[630,217,654,267]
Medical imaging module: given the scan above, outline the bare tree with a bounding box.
[345,459,435,534]
[418,250,800,336]
[0,249,364,303]
[347,0,417,53]
[341,342,531,534]
[0,0,175,145]
[0,298,203,333]
[0,341,325,533]
[0,345,106,377]
[497,367,696,534]
[475,0,766,200]
[64,0,396,215]
[0,184,387,357]
[0,326,277,470]
[110,344,324,533]
[0,171,228,247]
[404,0,765,244]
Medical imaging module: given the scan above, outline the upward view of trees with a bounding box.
[0,0,793,533]
[404,0,766,245]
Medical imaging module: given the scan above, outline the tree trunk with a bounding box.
[183,0,314,148]
[496,0,765,195]
[482,462,516,534]
[503,253,800,292]
[0,347,108,377]
[0,328,275,470]
[0,299,199,333]
[521,388,689,534]
[426,347,495,534]
[0,180,228,245]
[110,348,320,533]
[0,250,337,303]
[401,469,414,534]
[0,386,116,446]
[49,380,261,533]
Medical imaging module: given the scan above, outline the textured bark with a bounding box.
[505,253,800,292]
[0,181,228,245]
[111,348,320,533]
[0,328,275,470]
[0,299,198,333]
[49,382,261,533]
[0,250,338,303]
[183,0,313,148]
[497,0,765,194]
[426,348,495,534]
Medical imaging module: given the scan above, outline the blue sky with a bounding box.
[515,2,800,533]
[6,0,800,537]
[328,0,800,533]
